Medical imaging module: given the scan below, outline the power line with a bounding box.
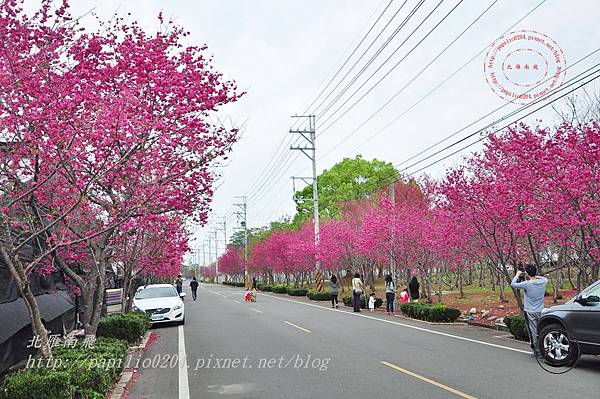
[301,0,546,173]
[317,0,449,130]
[244,1,395,200]
[357,58,600,195]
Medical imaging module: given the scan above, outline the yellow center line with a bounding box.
[381,361,477,399]
[283,320,311,333]
[250,307,263,313]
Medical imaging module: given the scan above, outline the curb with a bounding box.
[392,314,466,326]
[109,331,153,399]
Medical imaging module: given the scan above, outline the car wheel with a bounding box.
[539,323,579,367]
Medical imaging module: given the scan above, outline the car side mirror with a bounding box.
[180,292,186,298]
[577,293,599,305]
[586,295,600,304]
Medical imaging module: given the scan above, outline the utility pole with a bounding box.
[389,182,397,284]
[214,217,227,283]
[290,114,323,291]
[234,196,249,289]
[213,228,219,283]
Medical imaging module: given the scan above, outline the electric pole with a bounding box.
[290,114,323,291]
[214,217,227,283]
[234,196,249,289]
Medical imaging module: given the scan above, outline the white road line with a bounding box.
[283,320,311,333]
[233,299,241,304]
[178,325,190,399]
[250,307,263,314]
[258,292,530,355]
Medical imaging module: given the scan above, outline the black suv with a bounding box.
[538,280,600,366]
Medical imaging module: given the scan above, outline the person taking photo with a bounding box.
[511,264,548,357]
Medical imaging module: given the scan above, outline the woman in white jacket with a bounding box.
[351,273,364,312]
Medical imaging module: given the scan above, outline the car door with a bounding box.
[568,282,600,354]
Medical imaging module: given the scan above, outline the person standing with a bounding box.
[329,275,340,308]
[190,277,199,301]
[385,275,396,315]
[408,276,420,302]
[175,274,184,295]
[351,273,364,312]
[252,276,257,290]
[511,264,548,357]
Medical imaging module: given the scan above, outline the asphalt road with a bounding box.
[128,282,600,399]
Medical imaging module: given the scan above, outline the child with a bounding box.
[244,289,251,302]
[250,288,257,302]
[368,293,376,312]
[399,288,410,305]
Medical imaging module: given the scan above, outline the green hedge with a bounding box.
[307,290,331,301]
[288,288,308,296]
[504,315,529,341]
[271,284,288,294]
[342,295,383,308]
[97,312,150,344]
[258,284,272,292]
[399,303,461,322]
[222,281,245,287]
[0,338,129,399]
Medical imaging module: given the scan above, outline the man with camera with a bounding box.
[511,264,548,357]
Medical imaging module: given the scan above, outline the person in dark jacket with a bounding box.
[190,277,199,301]
[329,275,340,308]
[408,276,420,302]
[384,275,396,314]
[175,275,183,295]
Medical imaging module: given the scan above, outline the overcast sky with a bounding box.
[60,0,600,263]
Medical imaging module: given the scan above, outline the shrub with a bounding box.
[341,295,383,308]
[271,284,288,294]
[307,290,331,301]
[504,314,529,341]
[288,288,308,296]
[258,285,272,292]
[97,312,151,344]
[0,368,73,399]
[222,281,245,287]
[0,338,129,399]
[399,303,461,322]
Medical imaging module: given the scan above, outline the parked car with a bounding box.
[132,284,185,325]
[538,280,600,366]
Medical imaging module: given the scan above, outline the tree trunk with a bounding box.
[1,246,53,360]
[459,268,465,299]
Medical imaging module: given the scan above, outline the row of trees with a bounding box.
[219,123,599,308]
[0,1,240,359]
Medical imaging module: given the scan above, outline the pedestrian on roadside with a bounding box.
[329,275,339,308]
[351,273,364,312]
[511,263,548,357]
[385,275,396,315]
[244,289,252,302]
[408,276,420,302]
[399,288,410,305]
[368,293,376,312]
[252,276,257,290]
[175,274,184,295]
[251,287,257,302]
[190,277,199,301]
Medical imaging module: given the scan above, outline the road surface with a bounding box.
[128,282,600,398]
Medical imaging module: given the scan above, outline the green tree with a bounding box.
[293,155,398,224]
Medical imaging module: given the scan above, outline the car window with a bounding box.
[136,287,178,299]
[583,282,600,297]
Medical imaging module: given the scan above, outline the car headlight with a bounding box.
[173,304,182,311]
